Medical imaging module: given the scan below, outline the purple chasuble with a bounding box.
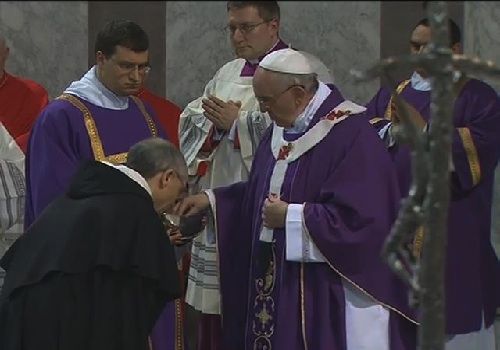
[364,78,500,334]
[24,96,183,350]
[213,87,418,350]
[25,97,165,229]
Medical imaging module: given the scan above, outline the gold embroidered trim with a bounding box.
[384,80,411,122]
[252,243,276,348]
[457,127,481,186]
[57,94,159,164]
[130,95,158,137]
[412,226,425,258]
[174,299,184,350]
[369,117,385,125]
[57,94,106,161]
[302,205,419,325]
[300,263,309,350]
[106,152,128,164]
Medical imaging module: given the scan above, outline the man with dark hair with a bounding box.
[24,19,164,229]
[364,18,500,350]
[179,2,337,348]
[0,137,186,350]
[23,19,186,350]
[226,1,281,22]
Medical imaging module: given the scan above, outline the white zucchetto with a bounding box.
[259,48,334,83]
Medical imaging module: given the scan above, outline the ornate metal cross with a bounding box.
[351,2,500,349]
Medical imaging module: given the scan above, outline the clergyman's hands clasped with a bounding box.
[174,193,211,217]
[202,94,241,130]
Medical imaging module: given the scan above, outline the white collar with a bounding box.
[101,161,152,196]
[64,66,129,110]
[285,82,331,134]
[410,71,432,91]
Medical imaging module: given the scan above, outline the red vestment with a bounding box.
[0,71,49,152]
[136,88,181,148]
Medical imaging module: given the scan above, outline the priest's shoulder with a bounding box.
[214,58,246,79]
[461,78,499,101]
[32,94,83,125]
[137,88,181,116]
[328,113,380,140]
[5,73,48,99]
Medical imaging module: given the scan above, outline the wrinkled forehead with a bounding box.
[253,68,278,93]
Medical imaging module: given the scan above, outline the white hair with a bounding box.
[270,70,319,94]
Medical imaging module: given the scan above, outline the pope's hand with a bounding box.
[202,94,241,130]
[167,228,184,246]
[262,194,288,229]
[174,193,210,217]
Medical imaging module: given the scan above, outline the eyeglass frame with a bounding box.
[224,19,273,36]
[108,56,152,75]
[256,84,305,108]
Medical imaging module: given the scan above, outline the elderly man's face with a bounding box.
[253,68,304,128]
[227,6,279,61]
[96,45,150,96]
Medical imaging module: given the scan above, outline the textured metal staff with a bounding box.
[417,3,453,349]
[351,1,500,349]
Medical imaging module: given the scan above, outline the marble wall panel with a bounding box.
[0,1,88,99]
[165,1,380,109]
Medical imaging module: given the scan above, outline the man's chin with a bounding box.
[235,47,257,60]
[122,86,140,95]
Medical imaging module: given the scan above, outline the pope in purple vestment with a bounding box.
[364,75,500,337]
[179,49,419,350]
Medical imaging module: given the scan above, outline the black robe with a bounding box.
[0,161,181,350]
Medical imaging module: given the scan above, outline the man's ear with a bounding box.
[162,169,175,187]
[293,86,307,106]
[269,18,279,34]
[96,51,106,65]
